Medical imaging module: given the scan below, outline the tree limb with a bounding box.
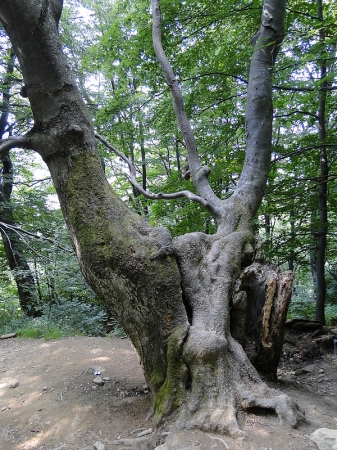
[274,110,319,120]
[95,133,220,216]
[0,136,33,156]
[233,0,286,215]
[151,0,221,209]
[272,143,337,162]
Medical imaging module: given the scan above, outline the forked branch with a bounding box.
[95,133,220,216]
[151,0,220,209]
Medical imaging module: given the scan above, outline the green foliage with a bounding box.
[288,296,337,327]
[325,304,337,326]
[1,0,337,327]
[3,298,109,338]
[43,298,108,336]
[0,289,21,331]
[288,297,316,322]
[16,323,61,340]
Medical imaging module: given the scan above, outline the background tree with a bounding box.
[0,42,40,316]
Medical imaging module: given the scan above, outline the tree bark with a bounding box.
[0,0,303,435]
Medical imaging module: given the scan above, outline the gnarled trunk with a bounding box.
[0,0,304,436]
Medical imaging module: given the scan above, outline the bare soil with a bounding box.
[0,335,336,450]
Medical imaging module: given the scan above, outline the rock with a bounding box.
[0,333,16,339]
[137,428,153,438]
[295,364,316,375]
[93,441,105,450]
[92,377,104,386]
[87,366,105,375]
[10,381,19,388]
[310,428,337,450]
[279,374,295,382]
[102,377,110,382]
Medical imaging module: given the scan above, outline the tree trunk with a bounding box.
[0,49,39,316]
[315,0,328,325]
[0,0,303,435]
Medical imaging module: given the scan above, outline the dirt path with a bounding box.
[0,336,336,450]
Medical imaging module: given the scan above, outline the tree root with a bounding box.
[227,336,306,428]
[173,331,306,435]
[240,392,306,428]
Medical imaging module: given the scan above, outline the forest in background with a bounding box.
[0,0,336,337]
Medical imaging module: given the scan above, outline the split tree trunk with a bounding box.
[0,0,303,435]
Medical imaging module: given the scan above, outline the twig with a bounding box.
[0,221,72,253]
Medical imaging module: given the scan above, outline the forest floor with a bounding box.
[0,329,336,450]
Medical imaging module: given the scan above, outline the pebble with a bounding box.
[93,376,104,386]
[10,381,19,389]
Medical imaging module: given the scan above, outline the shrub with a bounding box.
[1,297,109,338]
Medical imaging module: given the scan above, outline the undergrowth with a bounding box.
[0,297,125,339]
[287,297,337,326]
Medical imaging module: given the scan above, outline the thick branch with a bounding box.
[0,136,34,156]
[151,0,220,210]
[233,0,286,215]
[95,133,220,216]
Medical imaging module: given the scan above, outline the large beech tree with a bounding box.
[0,0,304,436]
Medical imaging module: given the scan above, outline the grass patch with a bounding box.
[16,323,62,340]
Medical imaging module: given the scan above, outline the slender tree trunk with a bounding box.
[0,49,39,316]
[315,0,328,324]
[0,0,303,435]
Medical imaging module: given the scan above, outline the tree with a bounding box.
[0,46,40,316]
[0,0,303,436]
[255,0,337,325]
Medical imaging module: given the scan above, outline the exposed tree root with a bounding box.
[241,392,305,428]
[164,330,307,437]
